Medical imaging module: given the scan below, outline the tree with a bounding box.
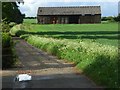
[101,16,117,22]
[2,2,24,24]
[114,14,120,22]
[101,17,107,21]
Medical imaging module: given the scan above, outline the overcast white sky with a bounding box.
[18,0,120,17]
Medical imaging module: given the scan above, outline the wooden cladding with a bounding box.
[37,14,101,24]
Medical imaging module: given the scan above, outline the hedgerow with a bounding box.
[9,23,33,37]
[2,33,16,69]
[2,33,12,48]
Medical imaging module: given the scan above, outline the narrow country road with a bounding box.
[2,37,102,89]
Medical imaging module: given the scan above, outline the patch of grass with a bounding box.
[30,23,118,32]
[23,19,37,24]
[10,23,119,46]
[25,35,118,88]
[15,22,119,46]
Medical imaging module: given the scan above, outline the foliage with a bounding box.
[2,33,12,48]
[2,33,16,69]
[107,16,116,22]
[9,22,16,27]
[2,2,24,24]
[113,14,120,22]
[1,21,11,32]
[9,24,27,36]
[1,21,16,33]
[101,17,108,21]
[101,16,115,22]
[102,15,120,22]
[24,17,37,19]
[25,35,118,88]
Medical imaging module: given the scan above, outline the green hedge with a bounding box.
[2,33,12,48]
[23,35,118,88]
[9,24,29,37]
[2,33,16,69]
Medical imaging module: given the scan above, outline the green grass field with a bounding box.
[23,19,118,47]
[23,19,37,24]
[10,19,119,88]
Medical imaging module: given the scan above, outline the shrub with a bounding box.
[2,32,16,69]
[2,21,11,32]
[10,24,24,36]
[9,22,16,27]
[10,24,28,36]
[2,33,12,48]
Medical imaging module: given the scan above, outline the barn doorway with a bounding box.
[69,16,79,24]
[50,16,58,24]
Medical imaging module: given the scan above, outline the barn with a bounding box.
[37,6,101,24]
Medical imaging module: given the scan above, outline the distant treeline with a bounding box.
[24,17,37,19]
[24,15,120,22]
[101,14,120,22]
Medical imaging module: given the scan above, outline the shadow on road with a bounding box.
[2,73,104,89]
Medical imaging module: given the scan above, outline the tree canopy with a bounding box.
[2,2,25,24]
[114,14,120,22]
[101,14,120,22]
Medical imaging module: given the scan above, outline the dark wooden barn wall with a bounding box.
[37,14,101,24]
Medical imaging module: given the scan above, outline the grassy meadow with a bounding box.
[23,19,37,24]
[23,19,118,46]
[10,19,119,88]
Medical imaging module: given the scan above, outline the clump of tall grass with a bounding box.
[24,35,118,88]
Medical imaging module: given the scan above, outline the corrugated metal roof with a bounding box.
[37,6,101,15]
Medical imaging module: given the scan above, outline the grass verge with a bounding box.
[22,35,118,88]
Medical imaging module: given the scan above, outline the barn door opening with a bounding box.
[69,16,79,24]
